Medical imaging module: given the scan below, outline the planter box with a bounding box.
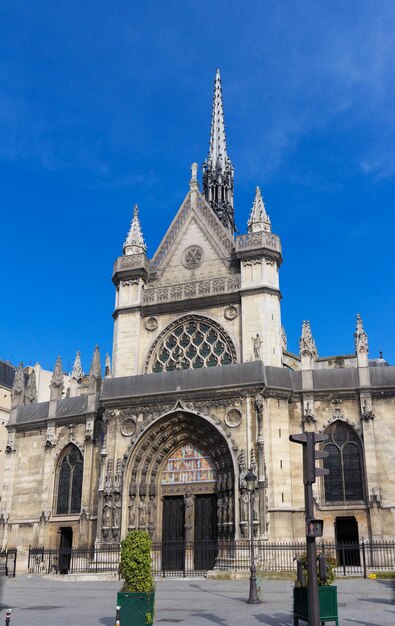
[293,586,338,625]
[117,591,155,626]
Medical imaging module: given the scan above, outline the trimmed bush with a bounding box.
[119,530,154,593]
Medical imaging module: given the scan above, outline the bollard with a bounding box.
[115,604,121,626]
[5,609,11,626]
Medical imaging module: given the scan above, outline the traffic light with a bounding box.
[289,431,329,484]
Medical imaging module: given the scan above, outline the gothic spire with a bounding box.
[354,313,368,355]
[71,350,83,383]
[89,345,102,393]
[123,204,147,256]
[11,362,25,408]
[202,69,235,232]
[299,321,318,359]
[25,369,37,404]
[50,356,63,400]
[248,187,271,233]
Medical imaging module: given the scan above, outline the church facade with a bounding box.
[2,70,395,568]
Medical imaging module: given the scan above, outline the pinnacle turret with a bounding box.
[354,313,368,355]
[123,204,147,256]
[11,362,25,408]
[71,351,83,383]
[248,187,271,233]
[89,345,102,393]
[202,69,235,232]
[299,321,318,359]
[50,355,64,400]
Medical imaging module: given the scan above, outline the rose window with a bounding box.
[148,316,236,373]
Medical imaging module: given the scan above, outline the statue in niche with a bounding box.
[217,494,223,525]
[148,494,157,526]
[128,494,136,527]
[138,495,147,527]
[184,491,194,527]
[228,493,234,524]
[113,493,121,527]
[103,496,112,527]
[240,489,248,522]
[252,334,263,359]
[223,493,229,524]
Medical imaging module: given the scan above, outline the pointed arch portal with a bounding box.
[124,410,236,569]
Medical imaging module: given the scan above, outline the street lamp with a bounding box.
[245,467,260,604]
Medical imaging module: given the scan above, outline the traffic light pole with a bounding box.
[289,431,329,626]
[305,481,320,626]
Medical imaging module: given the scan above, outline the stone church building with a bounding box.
[1,70,395,567]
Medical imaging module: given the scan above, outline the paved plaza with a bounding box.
[1,575,394,625]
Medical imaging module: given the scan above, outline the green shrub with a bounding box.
[298,551,337,587]
[119,530,155,593]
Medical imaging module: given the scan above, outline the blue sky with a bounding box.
[1,0,394,372]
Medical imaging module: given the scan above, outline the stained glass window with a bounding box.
[56,445,83,514]
[150,317,235,373]
[323,422,364,503]
[161,443,217,485]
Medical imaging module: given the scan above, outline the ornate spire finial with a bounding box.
[11,362,25,408]
[89,345,102,392]
[25,369,37,404]
[354,313,368,355]
[299,321,318,358]
[123,204,147,256]
[51,356,63,387]
[248,186,271,233]
[202,69,235,232]
[50,356,63,400]
[71,351,83,383]
[105,353,111,376]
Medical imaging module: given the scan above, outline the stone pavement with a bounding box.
[0,575,394,625]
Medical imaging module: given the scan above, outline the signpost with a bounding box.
[290,431,329,626]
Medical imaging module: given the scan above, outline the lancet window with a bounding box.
[54,444,83,514]
[323,421,364,503]
[148,315,236,373]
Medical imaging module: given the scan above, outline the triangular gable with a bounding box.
[150,191,235,274]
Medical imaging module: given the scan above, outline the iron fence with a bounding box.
[27,540,395,578]
[0,548,17,577]
[28,545,120,575]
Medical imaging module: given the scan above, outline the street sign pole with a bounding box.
[290,431,329,626]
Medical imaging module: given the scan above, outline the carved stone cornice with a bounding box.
[142,275,240,307]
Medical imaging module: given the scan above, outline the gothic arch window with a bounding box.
[323,421,364,503]
[146,315,237,373]
[54,444,83,515]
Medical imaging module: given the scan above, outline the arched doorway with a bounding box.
[124,410,236,571]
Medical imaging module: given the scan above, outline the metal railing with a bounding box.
[0,548,17,578]
[27,540,395,578]
[28,545,120,575]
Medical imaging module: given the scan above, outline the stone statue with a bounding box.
[240,489,248,522]
[191,162,198,181]
[252,334,263,359]
[138,495,147,527]
[217,494,223,525]
[113,493,121,527]
[184,491,193,527]
[103,497,112,527]
[148,494,156,526]
[128,494,136,527]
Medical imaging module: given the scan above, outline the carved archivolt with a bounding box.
[124,410,236,538]
[145,314,237,373]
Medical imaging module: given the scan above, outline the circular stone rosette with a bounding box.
[225,408,242,428]
[120,417,137,437]
[145,316,158,331]
[224,305,239,320]
[182,245,204,269]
